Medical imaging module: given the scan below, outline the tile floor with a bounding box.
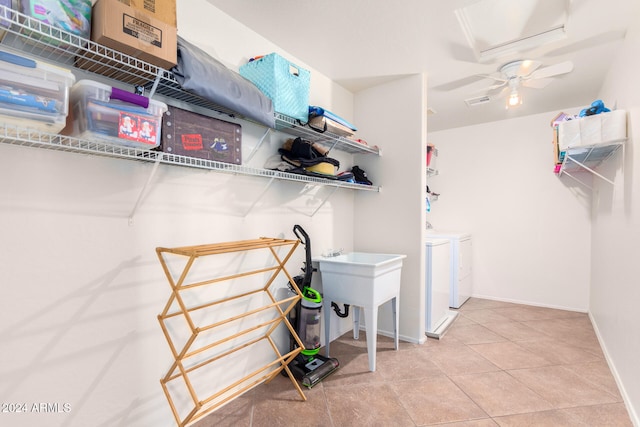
[193,298,633,426]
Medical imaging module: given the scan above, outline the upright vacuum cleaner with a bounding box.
[285,225,339,388]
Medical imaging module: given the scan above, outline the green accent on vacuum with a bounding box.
[303,287,321,303]
[301,347,320,356]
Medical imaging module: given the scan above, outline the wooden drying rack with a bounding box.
[156,237,307,427]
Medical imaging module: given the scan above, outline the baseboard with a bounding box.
[470,293,588,313]
[426,311,459,339]
[348,325,426,345]
[589,313,640,427]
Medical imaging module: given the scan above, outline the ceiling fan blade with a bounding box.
[474,80,508,93]
[432,74,489,92]
[522,78,553,89]
[529,61,574,79]
[477,73,507,83]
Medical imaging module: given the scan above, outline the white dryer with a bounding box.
[425,237,458,338]
[425,232,472,308]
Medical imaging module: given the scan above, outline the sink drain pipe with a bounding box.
[331,302,350,318]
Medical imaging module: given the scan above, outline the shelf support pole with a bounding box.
[244,128,270,164]
[147,68,163,98]
[129,153,164,225]
[325,138,339,155]
[309,184,340,217]
[244,177,275,217]
[560,170,593,190]
[565,155,615,185]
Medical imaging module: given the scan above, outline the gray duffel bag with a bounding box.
[172,36,275,128]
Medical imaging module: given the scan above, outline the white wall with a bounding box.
[427,14,640,422]
[428,111,592,311]
[352,74,428,343]
[5,0,637,425]
[0,1,363,426]
[590,4,640,423]
[177,0,355,122]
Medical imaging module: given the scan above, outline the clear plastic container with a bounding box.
[66,79,168,149]
[0,48,75,133]
[20,0,92,40]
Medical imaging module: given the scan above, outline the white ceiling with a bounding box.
[206,0,635,132]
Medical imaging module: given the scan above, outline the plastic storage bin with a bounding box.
[0,0,12,30]
[558,110,627,150]
[0,49,75,133]
[65,80,168,148]
[20,0,92,40]
[239,53,310,122]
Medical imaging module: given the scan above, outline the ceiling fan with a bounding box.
[474,59,574,107]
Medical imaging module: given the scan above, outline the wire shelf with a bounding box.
[557,140,624,189]
[0,124,380,192]
[274,114,379,155]
[559,142,623,174]
[0,5,379,158]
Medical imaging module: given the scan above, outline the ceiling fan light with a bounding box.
[507,91,522,108]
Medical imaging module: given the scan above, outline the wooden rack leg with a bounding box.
[266,336,307,401]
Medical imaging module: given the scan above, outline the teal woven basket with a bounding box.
[240,53,310,122]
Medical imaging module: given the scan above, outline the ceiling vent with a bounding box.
[465,95,491,107]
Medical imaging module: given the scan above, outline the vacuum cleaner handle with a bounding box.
[293,224,310,246]
[293,224,313,287]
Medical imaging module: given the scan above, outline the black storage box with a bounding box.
[160,106,242,164]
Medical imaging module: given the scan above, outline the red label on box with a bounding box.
[181,134,204,150]
[118,113,158,145]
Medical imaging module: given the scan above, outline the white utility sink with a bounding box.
[314,252,407,371]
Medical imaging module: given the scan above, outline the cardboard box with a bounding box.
[160,106,242,164]
[551,125,561,165]
[91,0,177,69]
[116,0,176,26]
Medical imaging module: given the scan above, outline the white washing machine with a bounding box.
[425,238,458,338]
[425,232,472,308]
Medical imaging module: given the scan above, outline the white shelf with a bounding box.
[0,6,382,221]
[0,124,379,192]
[557,141,624,187]
[0,5,379,160]
[274,113,379,155]
[555,110,627,187]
